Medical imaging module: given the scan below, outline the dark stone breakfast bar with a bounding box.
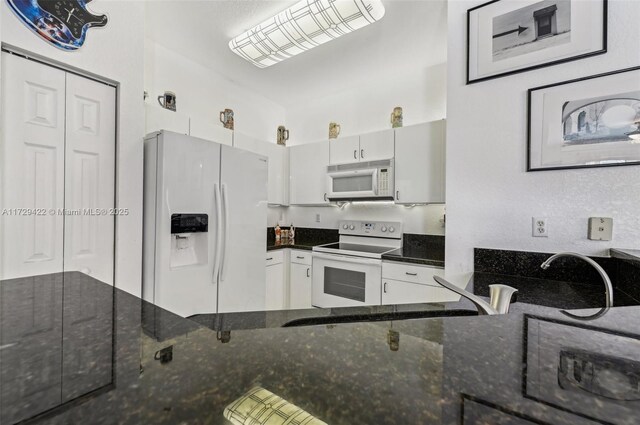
[2,271,639,424]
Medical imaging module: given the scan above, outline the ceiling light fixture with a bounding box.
[229,0,386,68]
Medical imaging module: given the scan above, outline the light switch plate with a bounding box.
[588,217,613,241]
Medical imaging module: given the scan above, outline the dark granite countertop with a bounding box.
[382,234,445,266]
[266,240,318,251]
[268,230,446,266]
[471,271,640,309]
[4,272,640,425]
[266,227,339,251]
[382,248,444,267]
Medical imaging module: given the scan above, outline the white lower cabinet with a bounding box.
[382,279,454,305]
[382,262,456,305]
[265,251,285,310]
[289,250,313,309]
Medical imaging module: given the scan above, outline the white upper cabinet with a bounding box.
[145,104,189,135]
[289,141,330,205]
[394,120,446,204]
[233,132,288,205]
[189,119,233,146]
[329,135,360,165]
[359,129,394,162]
[329,129,394,164]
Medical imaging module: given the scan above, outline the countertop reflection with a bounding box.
[1,272,639,424]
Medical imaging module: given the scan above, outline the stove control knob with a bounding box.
[388,226,395,233]
[349,225,355,230]
[343,224,348,230]
[381,226,387,232]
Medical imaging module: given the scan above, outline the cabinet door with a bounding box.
[329,135,360,164]
[266,263,285,310]
[1,53,66,279]
[64,74,116,285]
[290,262,312,309]
[233,133,286,205]
[381,279,457,305]
[359,129,394,162]
[289,141,330,205]
[394,121,445,204]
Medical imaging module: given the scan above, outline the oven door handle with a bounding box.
[312,252,382,266]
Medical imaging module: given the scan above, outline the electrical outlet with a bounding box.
[588,217,613,241]
[315,213,321,223]
[532,217,548,237]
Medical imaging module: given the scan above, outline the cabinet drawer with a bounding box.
[382,279,458,305]
[265,250,284,266]
[290,250,312,265]
[382,262,443,286]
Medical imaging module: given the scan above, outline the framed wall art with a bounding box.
[467,0,607,84]
[528,66,640,171]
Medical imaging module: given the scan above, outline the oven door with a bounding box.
[326,169,378,199]
[312,252,382,308]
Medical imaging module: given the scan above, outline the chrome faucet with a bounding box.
[540,252,613,308]
[433,276,518,315]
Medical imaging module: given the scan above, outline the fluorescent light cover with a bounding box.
[229,0,386,68]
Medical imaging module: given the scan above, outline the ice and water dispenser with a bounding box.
[170,213,209,268]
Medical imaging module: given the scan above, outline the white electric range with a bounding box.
[312,220,402,308]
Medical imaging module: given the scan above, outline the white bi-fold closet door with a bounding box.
[1,52,116,284]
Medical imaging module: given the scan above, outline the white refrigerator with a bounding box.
[143,131,268,317]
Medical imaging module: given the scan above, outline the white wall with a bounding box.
[144,39,286,143]
[445,0,640,285]
[285,63,447,144]
[1,1,145,296]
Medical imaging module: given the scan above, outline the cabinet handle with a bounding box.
[405,272,417,276]
[324,193,327,202]
[353,150,357,159]
[266,257,273,261]
[383,282,388,293]
[297,256,305,259]
[396,190,400,200]
[361,149,364,159]
[307,268,310,278]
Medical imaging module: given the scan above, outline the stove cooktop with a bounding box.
[313,242,396,258]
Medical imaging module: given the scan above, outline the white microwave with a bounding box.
[326,159,394,201]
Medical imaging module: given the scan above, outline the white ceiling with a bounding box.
[145,0,447,106]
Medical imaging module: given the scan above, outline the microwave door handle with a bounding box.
[371,170,378,195]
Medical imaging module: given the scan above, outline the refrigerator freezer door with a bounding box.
[152,131,222,317]
[218,145,268,313]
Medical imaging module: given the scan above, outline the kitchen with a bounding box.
[1,0,639,424]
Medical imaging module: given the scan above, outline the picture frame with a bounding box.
[527,66,640,171]
[523,315,640,424]
[466,0,608,84]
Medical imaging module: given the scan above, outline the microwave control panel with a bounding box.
[378,168,390,196]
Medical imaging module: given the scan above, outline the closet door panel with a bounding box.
[64,74,116,285]
[1,53,66,279]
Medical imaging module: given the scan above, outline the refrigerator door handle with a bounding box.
[212,183,222,284]
[220,183,230,281]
